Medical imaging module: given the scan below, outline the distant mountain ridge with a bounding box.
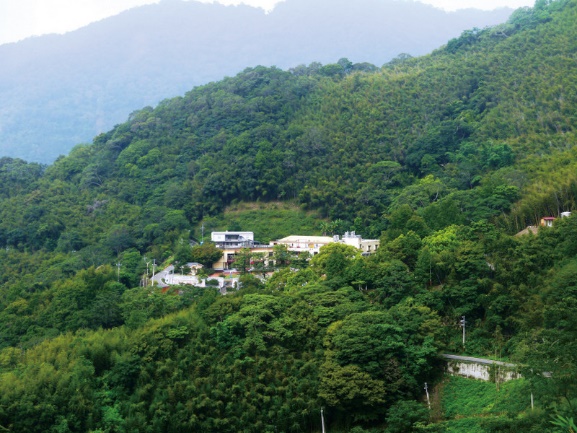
[0,0,513,163]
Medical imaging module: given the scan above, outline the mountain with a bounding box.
[0,0,514,163]
[1,0,577,431]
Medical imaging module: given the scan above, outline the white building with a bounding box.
[211,231,255,249]
[340,231,380,256]
[271,232,379,256]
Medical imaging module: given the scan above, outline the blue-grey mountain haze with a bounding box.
[0,0,513,163]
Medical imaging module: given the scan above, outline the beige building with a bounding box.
[271,232,379,256]
[210,231,380,270]
[271,235,334,255]
[540,217,555,227]
[212,246,275,270]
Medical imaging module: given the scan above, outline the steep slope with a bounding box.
[0,0,513,163]
[0,1,577,431]
[0,0,575,259]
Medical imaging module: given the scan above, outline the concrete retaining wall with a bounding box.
[443,354,521,382]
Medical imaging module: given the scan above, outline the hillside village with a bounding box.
[154,230,380,290]
[154,212,571,292]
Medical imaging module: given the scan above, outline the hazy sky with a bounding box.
[0,0,535,46]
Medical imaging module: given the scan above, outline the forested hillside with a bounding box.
[0,0,512,163]
[1,0,577,431]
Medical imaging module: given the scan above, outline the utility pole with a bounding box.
[530,369,534,410]
[152,259,156,279]
[116,262,121,282]
[460,316,466,348]
[146,261,150,286]
[321,407,326,433]
[201,223,205,245]
[424,382,431,410]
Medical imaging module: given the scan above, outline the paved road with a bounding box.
[150,265,172,288]
[442,354,516,367]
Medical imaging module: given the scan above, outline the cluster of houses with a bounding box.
[155,230,379,290]
[159,210,574,289]
[211,231,380,270]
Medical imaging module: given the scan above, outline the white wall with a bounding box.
[446,361,520,382]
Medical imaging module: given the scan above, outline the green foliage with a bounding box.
[1,0,577,430]
[551,414,577,433]
[189,242,222,268]
[310,243,362,288]
[199,202,321,243]
[436,376,552,433]
[385,400,429,433]
[320,304,441,422]
[442,376,531,419]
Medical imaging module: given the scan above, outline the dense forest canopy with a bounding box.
[1,0,577,431]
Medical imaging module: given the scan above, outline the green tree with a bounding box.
[232,248,252,274]
[320,305,441,422]
[174,241,193,264]
[272,244,292,268]
[310,243,361,275]
[190,242,222,268]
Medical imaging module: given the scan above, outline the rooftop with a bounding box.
[275,235,334,244]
